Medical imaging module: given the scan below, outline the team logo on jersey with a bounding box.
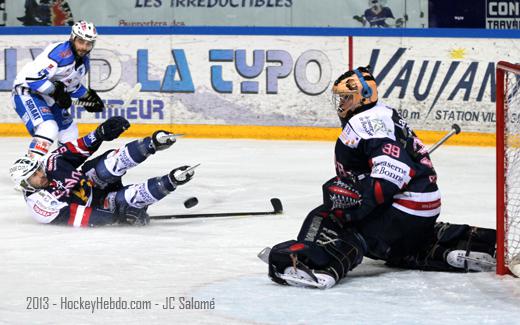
[72,179,92,203]
[59,48,73,58]
[371,119,390,135]
[32,203,53,217]
[339,125,361,148]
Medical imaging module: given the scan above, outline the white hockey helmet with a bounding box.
[9,156,41,192]
[71,20,98,46]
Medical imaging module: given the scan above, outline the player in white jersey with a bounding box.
[12,20,105,157]
[8,116,195,227]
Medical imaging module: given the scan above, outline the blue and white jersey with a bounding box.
[13,40,89,99]
[335,103,440,218]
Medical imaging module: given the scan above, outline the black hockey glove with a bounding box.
[322,176,362,210]
[95,116,130,142]
[115,205,149,226]
[168,165,195,186]
[52,81,72,108]
[81,88,105,113]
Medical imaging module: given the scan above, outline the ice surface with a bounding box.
[0,137,518,325]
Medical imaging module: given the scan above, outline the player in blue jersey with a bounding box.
[8,116,196,227]
[11,20,105,157]
[262,66,497,289]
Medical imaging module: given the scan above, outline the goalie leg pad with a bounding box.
[268,205,367,287]
[387,222,497,272]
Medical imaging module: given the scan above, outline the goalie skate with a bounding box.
[446,250,496,272]
[257,247,271,264]
[277,267,336,289]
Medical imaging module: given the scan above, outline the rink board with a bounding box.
[0,27,517,145]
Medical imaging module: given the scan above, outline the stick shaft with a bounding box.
[151,210,279,220]
[151,198,283,220]
[428,129,457,154]
[428,124,461,154]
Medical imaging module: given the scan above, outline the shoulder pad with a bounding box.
[47,41,75,67]
[348,104,396,141]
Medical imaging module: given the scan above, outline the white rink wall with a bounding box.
[0,27,518,138]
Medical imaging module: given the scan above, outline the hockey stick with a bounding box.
[150,198,283,220]
[73,83,142,109]
[428,124,461,154]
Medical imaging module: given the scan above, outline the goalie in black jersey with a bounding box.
[262,66,496,289]
[9,116,195,227]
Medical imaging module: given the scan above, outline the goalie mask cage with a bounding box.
[497,61,520,275]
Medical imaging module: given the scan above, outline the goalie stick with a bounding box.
[428,123,461,154]
[150,198,283,220]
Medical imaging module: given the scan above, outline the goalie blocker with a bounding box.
[265,175,497,289]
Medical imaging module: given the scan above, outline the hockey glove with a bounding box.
[322,176,362,210]
[168,165,195,186]
[81,88,105,113]
[115,205,150,226]
[52,81,72,109]
[95,116,130,142]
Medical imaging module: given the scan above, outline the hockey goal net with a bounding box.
[497,61,520,275]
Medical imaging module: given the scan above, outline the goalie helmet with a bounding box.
[332,66,378,119]
[9,156,41,192]
[70,20,97,47]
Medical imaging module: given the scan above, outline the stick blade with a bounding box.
[270,198,283,214]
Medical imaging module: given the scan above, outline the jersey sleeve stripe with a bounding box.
[68,204,92,227]
[68,203,78,225]
[81,207,92,227]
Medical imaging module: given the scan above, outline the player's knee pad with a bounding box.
[57,121,79,143]
[34,119,59,140]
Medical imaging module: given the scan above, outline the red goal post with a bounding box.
[496,61,520,275]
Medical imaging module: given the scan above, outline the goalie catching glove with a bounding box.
[80,88,105,112]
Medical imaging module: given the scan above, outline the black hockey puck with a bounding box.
[184,197,198,209]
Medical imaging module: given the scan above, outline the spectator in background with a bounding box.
[18,0,74,26]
